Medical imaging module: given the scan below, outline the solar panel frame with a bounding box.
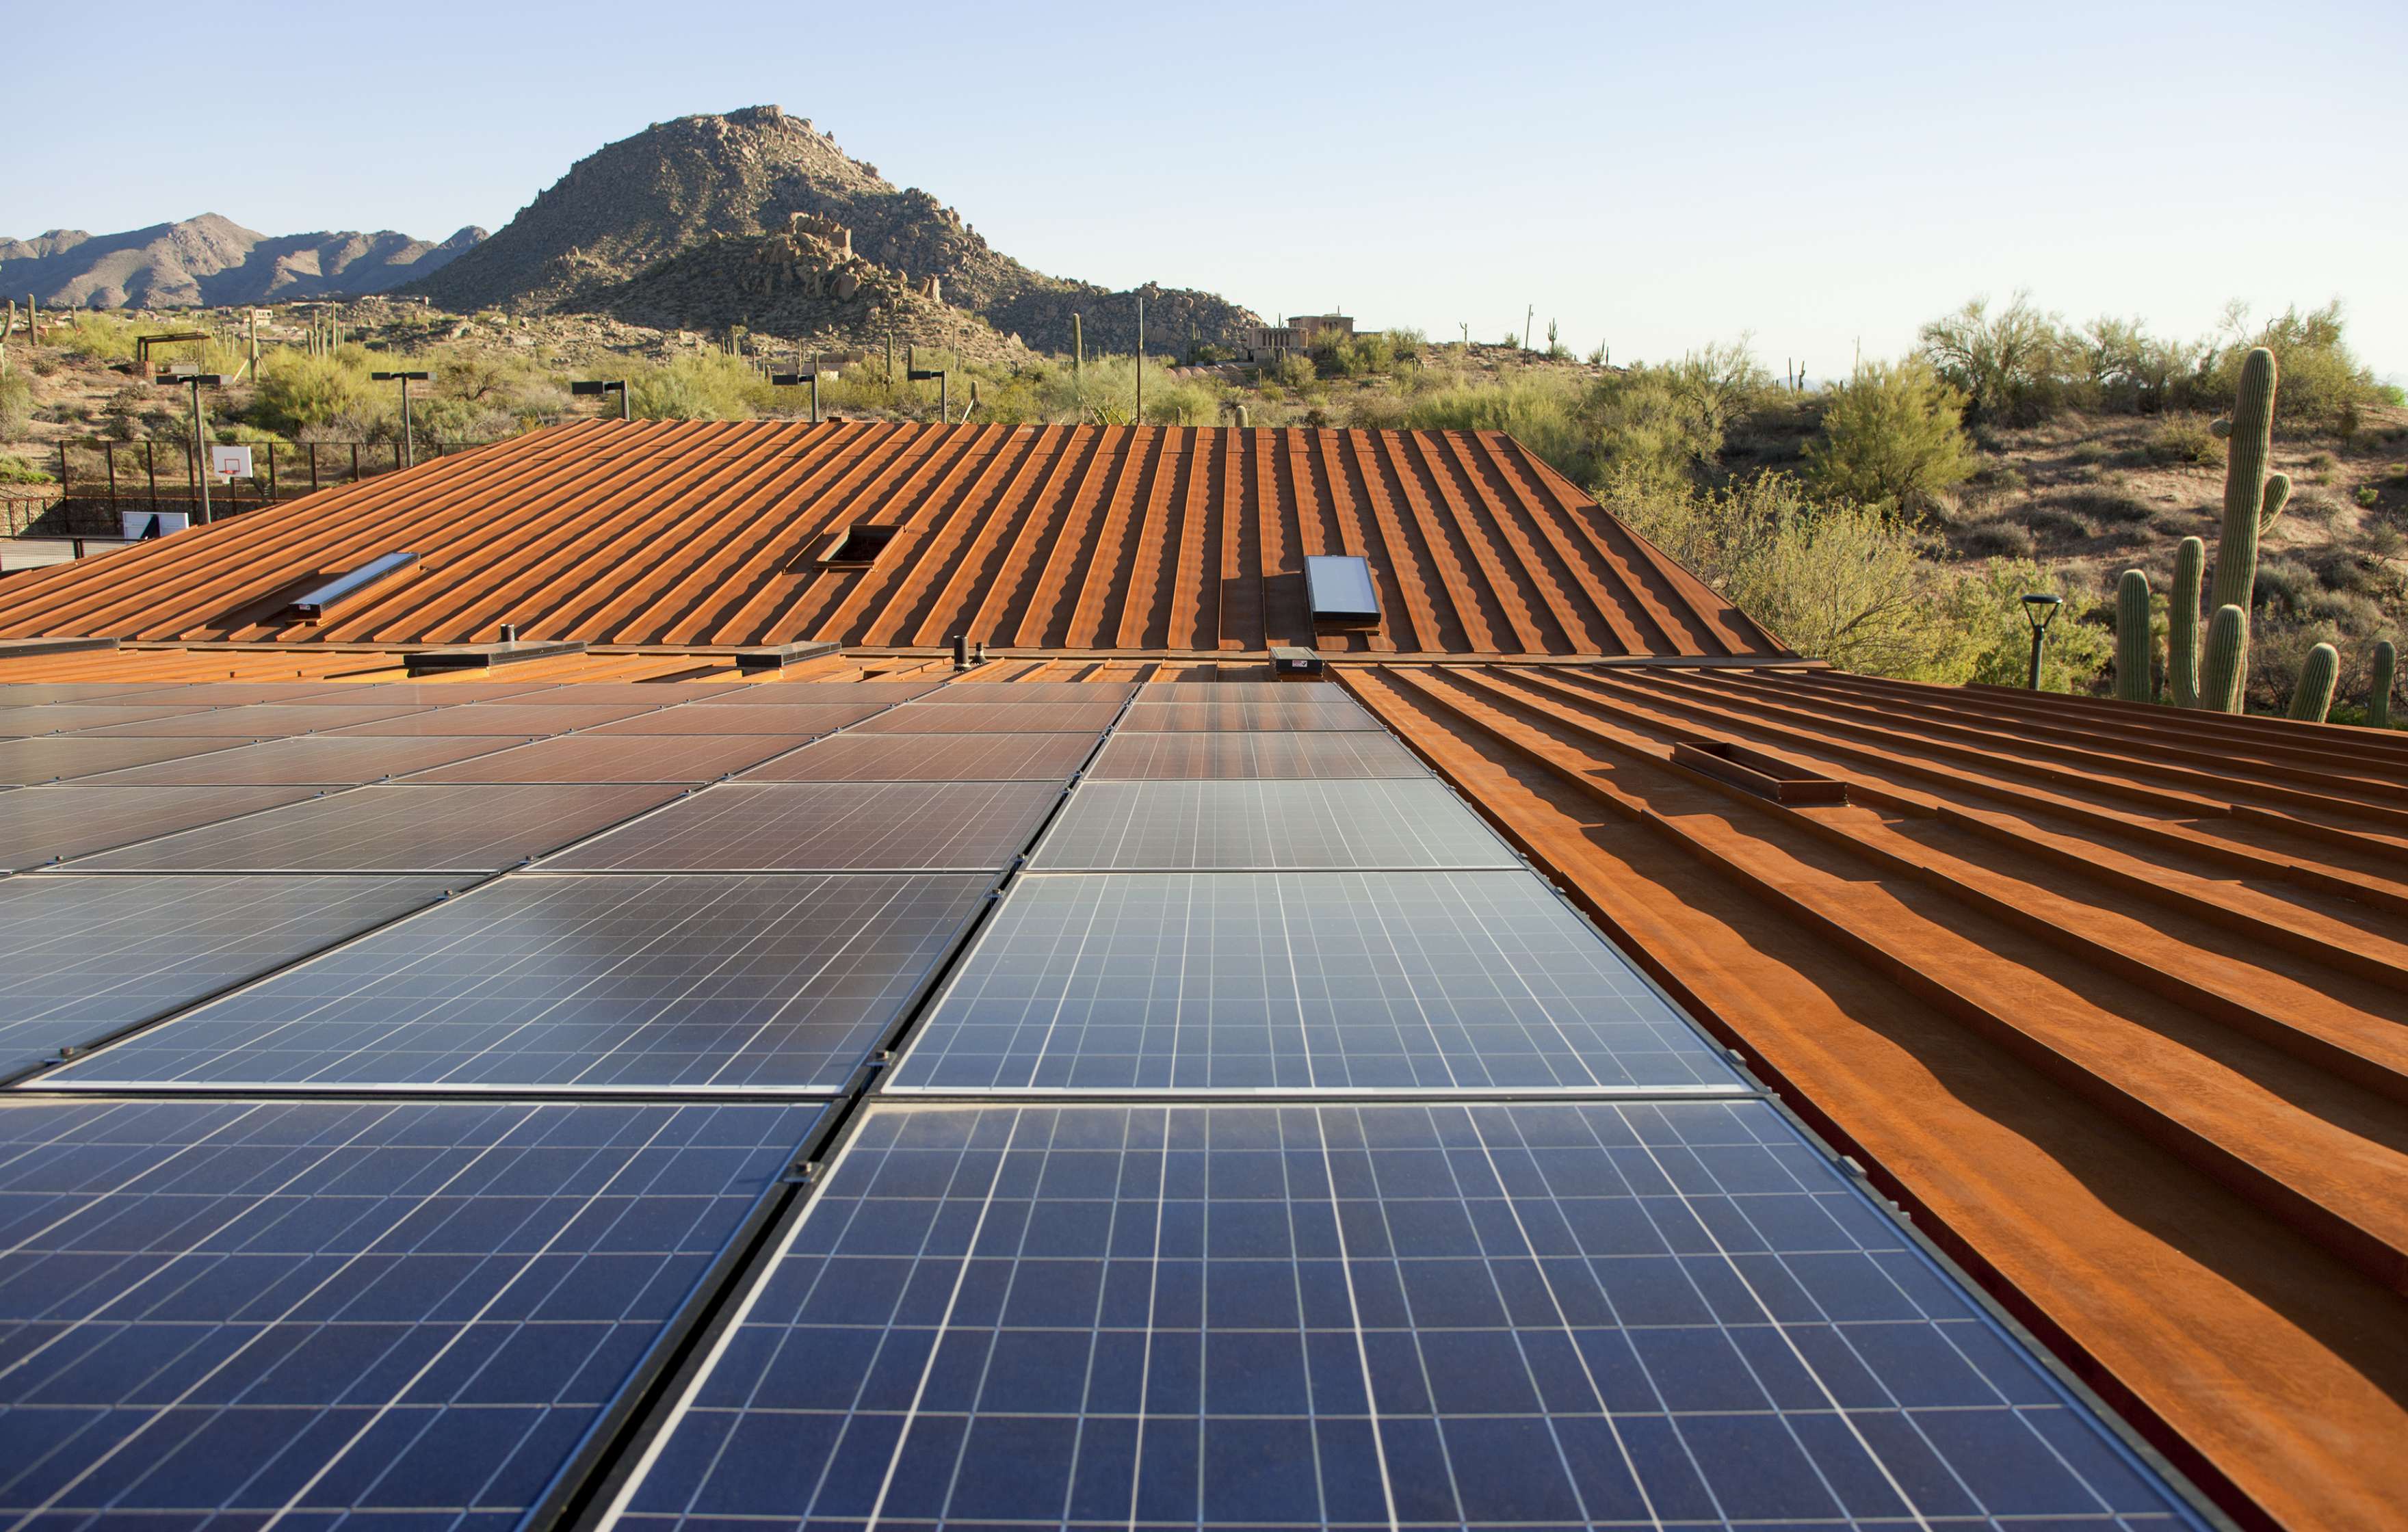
[0,1095,824,1529]
[0,735,254,786]
[850,701,1125,735]
[588,702,887,736]
[68,735,535,787]
[888,871,1743,1094]
[72,702,446,737]
[0,703,226,737]
[0,873,459,1073]
[49,872,997,1095]
[914,682,1140,704]
[600,1098,2211,1532]
[0,784,324,872]
[64,782,688,873]
[402,734,811,784]
[741,732,1097,783]
[1119,700,1382,731]
[1030,780,1517,871]
[0,683,199,704]
[480,681,771,704]
[683,681,944,705]
[1139,681,1348,702]
[541,781,1062,873]
[1089,730,1431,780]
[326,702,671,736]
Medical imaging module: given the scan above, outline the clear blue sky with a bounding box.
[14,0,2405,378]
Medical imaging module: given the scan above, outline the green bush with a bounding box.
[1803,358,1975,511]
[2146,415,2224,466]
[2203,301,2377,436]
[0,450,53,484]
[1919,292,2068,426]
[253,351,379,434]
[625,354,773,421]
[0,373,31,439]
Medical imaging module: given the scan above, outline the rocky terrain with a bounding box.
[0,216,484,308]
[410,107,1259,356]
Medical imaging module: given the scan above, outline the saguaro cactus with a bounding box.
[2202,605,2249,714]
[2289,643,2339,722]
[2370,640,2397,730]
[2167,536,2205,707]
[2115,570,2153,702]
[2203,347,2285,710]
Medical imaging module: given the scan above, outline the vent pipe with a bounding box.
[951,633,969,671]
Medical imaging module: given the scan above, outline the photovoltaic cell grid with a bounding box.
[1139,681,1347,702]
[0,784,324,872]
[66,783,685,873]
[891,873,1740,1094]
[72,735,533,786]
[0,1096,820,1528]
[914,683,1139,704]
[0,874,456,1072]
[0,683,202,704]
[405,734,809,784]
[743,732,1097,784]
[1119,700,1380,732]
[592,703,885,737]
[605,1100,2206,1532]
[0,735,252,786]
[544,782,1062,873]
[53,873,993,1095]
[75,702,446,737]
[852,702,1125,735]
[328,704,676,737]
[1089,730,1429,780]
[1032,780,1516,871]
[691,682,944,705]
[0,703,222,737]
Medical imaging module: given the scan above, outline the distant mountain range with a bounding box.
[0,215,485,308]
[8,107,1259,356]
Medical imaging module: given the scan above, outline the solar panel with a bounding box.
[0,874,456,1072]
[58,681,367,706]
[51,873,993,1094]
[851,702,1124,735]
[480,681,765,704]
[0,1096,820,1528]
[403,734,809,784]
[66,783,684,873]
[0,785,322,871]
[686,681,943,704]
[70,735,533,786]
[915,682,1140,704]
[1032,780,1516,870]
[603,1100,2208,1532]
[1120,700,1380,731]
[590,702,885,736]
[0,683,194,704]
[304,679,573,704]
[1091,730,1430,780]
[328,703,669,736]
[0,703,222,737]
[1140,681,1348,702]
[743,732,1097,783]
[890,871,1740,1093]
[73,702,443,737]
[0,735,251,786]
[542,781,1060,873]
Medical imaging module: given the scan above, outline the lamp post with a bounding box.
[155,368,223,523]
[571,379,630,419]
[906,367,947,421]
[2020,592,2063,691]
[370,370,431,466]
[770,370,822,424]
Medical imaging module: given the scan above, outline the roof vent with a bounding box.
[1305,554,1379,624]
[289,551,419,621]
[821,525,898,566]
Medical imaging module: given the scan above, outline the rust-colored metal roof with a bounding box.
[1339,661,2408,1532]
[0,421,1786,659]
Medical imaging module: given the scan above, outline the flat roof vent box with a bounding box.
[1305,555,1379,626]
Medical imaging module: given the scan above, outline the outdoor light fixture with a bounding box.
[906,366,947,421]
[2021,592,2063,690]
[571,379,630,419]
[770,371,822,424]
[370,371,432,466]
[155,369,224,524]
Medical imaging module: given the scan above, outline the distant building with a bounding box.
[1238,311,1354,362]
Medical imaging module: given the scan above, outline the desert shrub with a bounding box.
[53,313,138,362]
[625,354,772,421]
[1961,519,2036,558]
[1919,292,2068,426]
[252,351,379,434]
[1935,559,2112,690]
[0,451,52,484]
[2252,555,2319,616]
[1271,354,1317,391]
[2026,507,2094,542]
[1400,371,1591,483]
[2068,441,2106,466]
[2361,520,2405,559]
[2355,485,2379,508]
[2287,488,2343,529]
[2203,301,2379,436]
[2146,415,2224,466]
[1803,358,1975,511]
[2060,486,2153,523]
[0,373,31,439]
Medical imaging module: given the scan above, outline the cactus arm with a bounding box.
[2203,347,2279,704]
[2288,643,2339,723]
[2259,471,2290,536]
[2201,605,2249,714]
[2370,641,2397,730]
[2115,570,2154,702]
[2169,536,2204,708]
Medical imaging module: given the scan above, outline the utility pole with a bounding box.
[157,369,223,524]
[1523,304,1534,353]
[1134,293,1144,424]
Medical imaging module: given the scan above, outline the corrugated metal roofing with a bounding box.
[0,421,1787,659]
[1340,661,2408,1532]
